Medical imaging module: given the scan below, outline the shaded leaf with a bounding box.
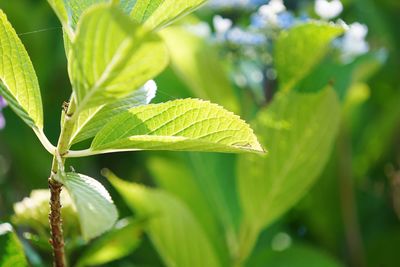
[247,243,343,267]
[275,22,343,92]
[91,98,263,154]
[107,172,222,267]
[76,218,142,267]
[237,88,340,255]
[147,155,230,265]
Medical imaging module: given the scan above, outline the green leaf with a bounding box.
[275,22,343,92]
[185,153,242,245]
[131,0,206,30]
[0,223,28,267]
[76,218,142,267]
[90,98,263,154]
[47,1,137,37]
[247,243,343,267]
[71,80,157,144]
[0,10,43,130]
[237,88,340,253]
[147,155,230,265]
[107,172,222,267]
[296,51,386,100]
[65,0,110,28]
[69,4,168,112]
[161,26,239,114]
[46,0,69,29]
[63,172,118,240]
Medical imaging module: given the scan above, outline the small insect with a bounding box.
[62,101,69,113]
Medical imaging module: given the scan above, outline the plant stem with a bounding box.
[48,178,66,267]
[338,125,366,267]
[48,96,77,267]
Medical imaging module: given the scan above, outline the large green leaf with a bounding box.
[161,26,239,114]
[0,223,28,267]
[147,155,230,265]
[185,153,242,249]
[0,10,43,130]
[71,80,157,144]
[131,0,206,30]
[107,172,222,267]
[90,98,263,154]
[63,172,118,240]
[275,22,343,92]
[69,4,168,112]
[237,88,340,256]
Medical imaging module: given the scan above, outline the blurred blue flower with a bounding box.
[277,12,295,29]
[226,27,267,45]
[208,0,267,9]
[0,96,7,129]
[249,0,287,29]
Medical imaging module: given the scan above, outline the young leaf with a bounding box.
[69,4,168,112]
[90,99,264,154]
[161,26,240,114]
[63,172,118,240]
[65,0,110,29]
[237,88,340,242]
[131,0,206,30]
[275,22,343,92]
[47,0,137,37]
[107,172,222,267]
[0,10,43,131]
[0,223,28,266]
[70,80,157,144]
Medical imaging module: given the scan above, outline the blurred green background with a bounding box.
[0,0,400,266]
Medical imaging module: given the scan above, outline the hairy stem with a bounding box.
[49,178,66,267]
[48,96,77,267]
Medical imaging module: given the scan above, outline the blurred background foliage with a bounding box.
[0,0,400,266]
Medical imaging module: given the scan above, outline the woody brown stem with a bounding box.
[49,177,66,267]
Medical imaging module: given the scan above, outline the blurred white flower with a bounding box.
[340,22,369,62]
[143,80,157,104]
[213,15,233,35]
[257,0,286,26]
[315,0,343,20]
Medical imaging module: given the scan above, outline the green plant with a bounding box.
[0,1,263,266]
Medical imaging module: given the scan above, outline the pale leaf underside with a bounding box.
[63,172,118,240]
